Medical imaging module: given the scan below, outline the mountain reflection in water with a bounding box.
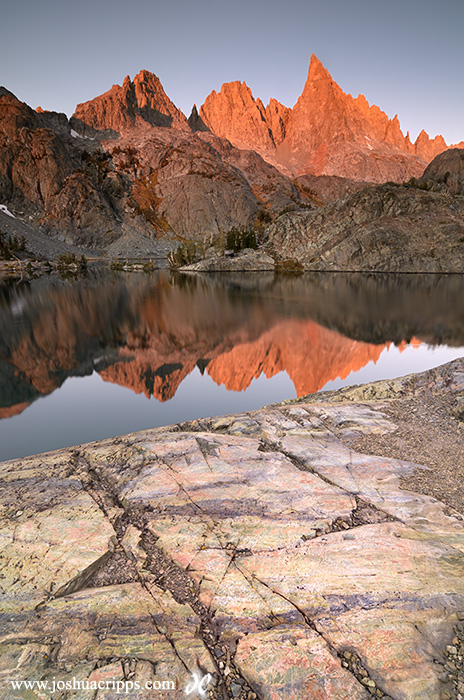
[0,270,463,460]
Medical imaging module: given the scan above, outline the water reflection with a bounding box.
[0,270,463,459]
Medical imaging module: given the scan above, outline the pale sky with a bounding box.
[2,0,463,144]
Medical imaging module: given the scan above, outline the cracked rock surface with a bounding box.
[1,359,463,699]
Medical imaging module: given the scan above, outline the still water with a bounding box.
[1,270,463,461]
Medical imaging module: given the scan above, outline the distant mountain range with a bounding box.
[0,56,463,259]
[73,55,463,183]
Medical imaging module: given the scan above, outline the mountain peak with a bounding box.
[134,69,154,80]
[306,54,333,83]
[218,80,254,101]
[133,69,161,88]
[200,79,276,156]
[73,71,188,133]
[188,103,209,132]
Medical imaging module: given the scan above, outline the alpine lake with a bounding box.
[1,268,463,462]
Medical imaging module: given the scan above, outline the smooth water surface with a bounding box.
[1,270,463,461]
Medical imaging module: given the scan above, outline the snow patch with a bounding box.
[0,204,15,218]
[70,129,84,139]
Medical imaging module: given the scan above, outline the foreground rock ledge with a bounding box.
[1,360,463,700]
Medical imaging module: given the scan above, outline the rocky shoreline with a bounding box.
[0,359,463,698]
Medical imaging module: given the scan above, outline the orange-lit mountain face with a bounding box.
[200,54,464,183]
[74,71,190,133]
[1,56,463,253]
[70,56,463,187]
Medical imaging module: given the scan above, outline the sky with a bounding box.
[1,0,463,144]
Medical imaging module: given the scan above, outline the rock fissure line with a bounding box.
[76,451,262,700]
[139,529,261,699]
[147,611,190,675]
[156,452,263,558]
[195,437,217,472]
[242,568,395,700]
[77,452,122,521]
[80,468,213,686]
[237,567,323,635]
[156,457,237,554]
[338,650,395,700]
[157,458,222,520]
[275,444,400,531]
[228,561,284,626]
[73,456,202,684]
[198,550,237,615]
[281,411,464,553]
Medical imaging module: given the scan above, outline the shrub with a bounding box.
[143,260,156,273]
[168,241,198,268]
[275,258,304,274]
[81,148,112,183]
[256,209,272,224]
[57,253,77,266]
[0,232,27,260]
[57,252,88,277]
[405,177,430,191]
[225,227,257,253]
